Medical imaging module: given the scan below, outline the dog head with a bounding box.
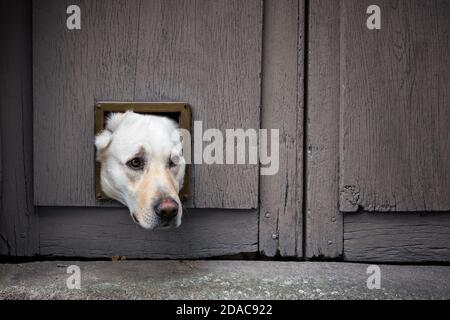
[95,111,185,230]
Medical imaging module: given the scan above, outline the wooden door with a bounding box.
[1,0,304,259]
[4,0,448,262]
[29,0,262,258]
[306,0,450,262]
[33,0,261,209]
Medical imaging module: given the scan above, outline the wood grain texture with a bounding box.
[133,0,262,208]
[305,0,343,258]
[259,0,303,257]
[33,0,262,209]
[0,0,38,256]
[344,212,450,262]
[340,0,450,212]
[39,208,257,259]
[33,0,140,206]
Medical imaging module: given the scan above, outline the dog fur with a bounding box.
[95,111,185,230]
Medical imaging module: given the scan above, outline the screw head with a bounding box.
[272,233,279,240]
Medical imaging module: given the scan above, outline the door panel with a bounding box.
[39,207,257,259]
[306,0,450,261]
[33,0,139,207]
[0,0,38,256]
[259,0,304,258]
[340,0,450,212]
[305,0,343,259]
[344,212,450,262]
[33,0,262,209]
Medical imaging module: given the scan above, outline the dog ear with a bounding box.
[105,112,128,132]
[95,112,131,159]
[95,130,112,159]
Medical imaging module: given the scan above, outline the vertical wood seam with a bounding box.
[132,0,142,101]
[259,0,303,257]
[300,0,309,258]
[0,0,38,256]
[257,0,265,254]
[305,0,343,259]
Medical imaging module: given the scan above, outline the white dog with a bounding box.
[95,111,185,230]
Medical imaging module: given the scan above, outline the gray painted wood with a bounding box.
[33,0,262,209]
[259,0,303,257]
[39,208,257,259]
[133,0,261,209]
[0,0,38,256]
[340,0,450,212]
[33,0,140,207]
[304,0,343,259]
[344,212,450,262]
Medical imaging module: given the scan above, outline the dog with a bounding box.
[95,111,185,230]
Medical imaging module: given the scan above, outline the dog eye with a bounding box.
[168,159,177,168]
[127,157,145,170]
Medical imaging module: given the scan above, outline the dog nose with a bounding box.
[154,198,179,220]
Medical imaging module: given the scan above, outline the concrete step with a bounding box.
[0,261,449,299]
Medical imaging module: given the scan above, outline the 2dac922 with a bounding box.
[220,304,272,315]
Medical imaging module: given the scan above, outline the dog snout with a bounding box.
[154,197,179,221]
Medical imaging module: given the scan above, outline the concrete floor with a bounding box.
[0,261,449,299]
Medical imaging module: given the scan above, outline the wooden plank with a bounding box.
[344,213,450,262]
[133,0,262,209]
[39,208,258,259]
[259,0,303,257]
[340,0,450,212]
[304,0,343,258]
[33,0,262,209]
[0,0,38,256]
[33,0,140,206]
